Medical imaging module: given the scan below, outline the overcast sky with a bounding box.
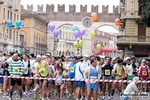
[21,0,120,33]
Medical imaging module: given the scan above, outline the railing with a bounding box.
[117,35,150,44]
[0,0,5,4]
[36,43,47,50]
[13,41,26,47]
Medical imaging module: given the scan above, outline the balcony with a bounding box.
[14,5,19,11]
[66,39,74,44]
[0,0,5,4]
[13,41,26,47]
[117,35,150,45]
[0,38,9,45]
[8,0,13,8]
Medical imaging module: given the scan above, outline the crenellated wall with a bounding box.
[22,4,119,22]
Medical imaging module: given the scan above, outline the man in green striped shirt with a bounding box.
[8,53,24,100]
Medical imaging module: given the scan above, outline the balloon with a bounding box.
[16,20,22,28]
[7,20,13,28]
[91,12,98,22]
[72,25,78,31]
[96,44,101,50]
[79,40,84,46]
[73,41,78,48]
[48,23,55,32]
[74,30,80,38]
[90,31,96,38]
[79,29,86,36]
[53,30,60,37]
[115,18,120,26]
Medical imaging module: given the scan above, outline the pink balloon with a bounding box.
[54,30,60,37]
[48,23,55,32]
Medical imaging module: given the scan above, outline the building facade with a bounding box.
[117,0,150,57]
[20,10,48,55]
[0,0,22,53]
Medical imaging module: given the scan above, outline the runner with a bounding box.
[81,54,90,99]
[111,58,124,99]
[84,57,101,100]
[75,57,84,100]
[8,53,24,100]
[33,55,50,100]
[67,56,77,99]
[22,54,32,97]
[55,67,65,100]
[101,57,113,100]
[139,60,149,92]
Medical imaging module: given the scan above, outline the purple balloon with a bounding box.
[54,30,60,37]
[79,29,86,36]
[48,23,55,32]
[74,30,80,38]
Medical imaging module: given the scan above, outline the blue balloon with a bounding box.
[7,20,13,28]
[16,20,22,28]
[72,25,78,31]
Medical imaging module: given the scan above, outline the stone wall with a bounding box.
[22,4,119,22]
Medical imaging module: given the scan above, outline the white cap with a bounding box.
[36,55,41,58]
[124,57,131,61]
[46,53,51,56]
[83,54,89,57]
[142,59,146,62]
[42,55,46,58]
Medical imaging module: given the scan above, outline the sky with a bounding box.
[21,0,119,33]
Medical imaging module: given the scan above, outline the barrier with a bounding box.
[0,75,150,83]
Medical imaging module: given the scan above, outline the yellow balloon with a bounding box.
[79,40,84,46]
[90,31,96,38]
[73,41,78,48]
[96,44,101,50]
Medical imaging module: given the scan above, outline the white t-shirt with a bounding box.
[63,61,70,75]
[124,82,139,95]
[30,59,36,67]
[81,60,90,72]
[75,62,84,79]
[0,56,5,74]
[126,64,134,76]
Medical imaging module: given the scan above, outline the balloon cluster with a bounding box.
[48,23,60,37]
[73,40,84,48]
[7,20,22,28]
[72,25,86,38]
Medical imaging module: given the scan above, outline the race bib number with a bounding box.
[13,68,19,73]
[99,65,102,70]
[105,70,110,75]
[127,70,132,75]
[24,68,28,74]
[90,76,97,83]
[70,67,74,72]
[117,68,122,74]
[142,71,147,75]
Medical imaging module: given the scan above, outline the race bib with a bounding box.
[70,67,74,72]
[105,70,110,75]
[13,68,19,73]
[127,70,132,75]
[24,68,28,74]
[90,76,97,83]
[117,68,122,74]
[142,71,147,75]
[99,65,102,70]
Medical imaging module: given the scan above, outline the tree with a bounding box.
[138,0,150,27]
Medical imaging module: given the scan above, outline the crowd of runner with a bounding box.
[0,50,150,100]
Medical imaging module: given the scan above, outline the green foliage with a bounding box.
[138,0,150,27]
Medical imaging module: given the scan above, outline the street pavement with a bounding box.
[0,92,149,100]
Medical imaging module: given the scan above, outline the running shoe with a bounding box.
[50,94,54,99]
[33,85,39,92]
[108,96,111,100]
[0,89,3,94]
[33,94,37,99]
[102,96,105,100]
